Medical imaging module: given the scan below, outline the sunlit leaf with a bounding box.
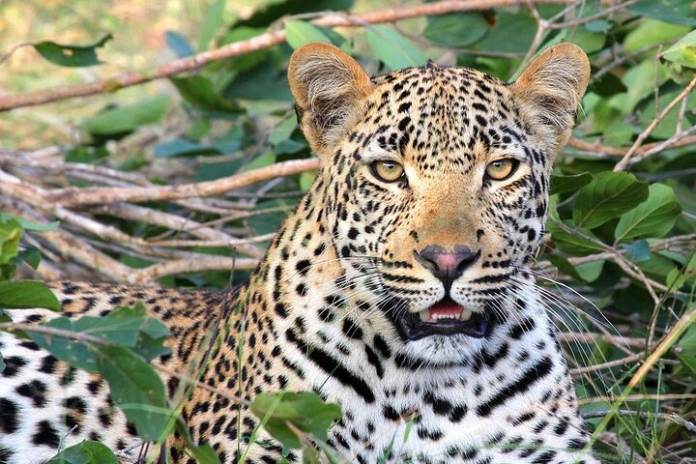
[366,25,426,70]
[33,34,112,67]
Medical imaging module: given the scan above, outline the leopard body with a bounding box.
[0,42,597,463]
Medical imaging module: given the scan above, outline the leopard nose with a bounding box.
[415,245,480,290]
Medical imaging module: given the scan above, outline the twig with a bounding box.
[0,0,575,112]
[614,74,696,171]
[582,410,696,434]
[46,158,320,206]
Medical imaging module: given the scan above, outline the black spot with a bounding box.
[0,398,20,433]
[32,420,60,447]
[274,303,288,318]
[296,260,311,276]
[341,319,363,340]
[16,380,48,408]
[1,356,27,377]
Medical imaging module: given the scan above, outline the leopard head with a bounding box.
[288,42,589,361]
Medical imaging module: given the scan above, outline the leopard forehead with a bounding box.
[345,64,531,174]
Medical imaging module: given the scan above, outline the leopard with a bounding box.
[0,42,597,463]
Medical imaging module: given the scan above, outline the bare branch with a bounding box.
[0,0,576,111]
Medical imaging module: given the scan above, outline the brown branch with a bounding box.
[614,74,696,171]
[45,158,319,206]
[0,0,575,112]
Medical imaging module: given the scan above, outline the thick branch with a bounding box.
[0,0,574,111]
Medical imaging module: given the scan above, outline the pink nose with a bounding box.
[415,245,480,291]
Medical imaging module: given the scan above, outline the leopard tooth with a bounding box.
[459,308,473,321]
[418,310,430,321]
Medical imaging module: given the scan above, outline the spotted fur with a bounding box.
[0,42,596,463]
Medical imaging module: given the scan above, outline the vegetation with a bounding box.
[0,0,695,462]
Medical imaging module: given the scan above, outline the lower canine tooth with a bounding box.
[460,309,473,321]
[419,310,430,321]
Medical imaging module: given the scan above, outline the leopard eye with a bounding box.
[372,161,405,183]
[485,159,518,181]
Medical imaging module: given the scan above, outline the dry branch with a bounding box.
[0,0,576,111]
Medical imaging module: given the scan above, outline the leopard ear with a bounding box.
[511,43,590,153]
[288,42,373,156]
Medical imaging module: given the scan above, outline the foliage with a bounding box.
[0,1,695,463]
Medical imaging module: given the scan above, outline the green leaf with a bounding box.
[81,95,169,135]
[423,13,489,47]
[29,305,170,371]
[547,222,605,257]
[550,172,593,196]
[573,171,649,229]
[575,260,605,283]
[47,440,118,464]
[94,345,173,441]
[630,0,696,26]
[0,281,60,310]
[199,0,227,51]
[661,29,696,82]
[366,25,427,70]
[285,21,332,49]
[0,219,21,265]
[33,34,112,67]
[251,392,342,449]
[615,184,682,242]
[0,214,58,232]
[170,76,239,113]
[154,139,222,158]
[677,323,696,378]
[475,12,536,54]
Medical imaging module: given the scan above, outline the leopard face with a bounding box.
[289,43,589,365]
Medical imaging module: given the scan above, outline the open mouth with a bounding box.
[396,297,492,341]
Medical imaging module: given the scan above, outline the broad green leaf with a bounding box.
[615,184,682,242]
[624,20,690,53]
[199,0,227,51]
[251,392,342,449]
[547,222,605,257]
[94,345,173,441]
[154,139,221,158]
[423,13,489,47]
[248,199,296,236]
[170,76,239,113]
[29,305,170,371]
[575,260,605,283]
[0,281,60,310]
[550,172,592,196]
[285,21,332,49]
[475,12,536,54]
[33,34,112,67]
[630,0,696,26]
[81,95,169,135]
[662,29,696,82]
[269,118,298,146]
[366,25,426,70]
[47,440,118,464]
[573,172,649,229]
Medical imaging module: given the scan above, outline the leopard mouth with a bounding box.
[396,297,492,341]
